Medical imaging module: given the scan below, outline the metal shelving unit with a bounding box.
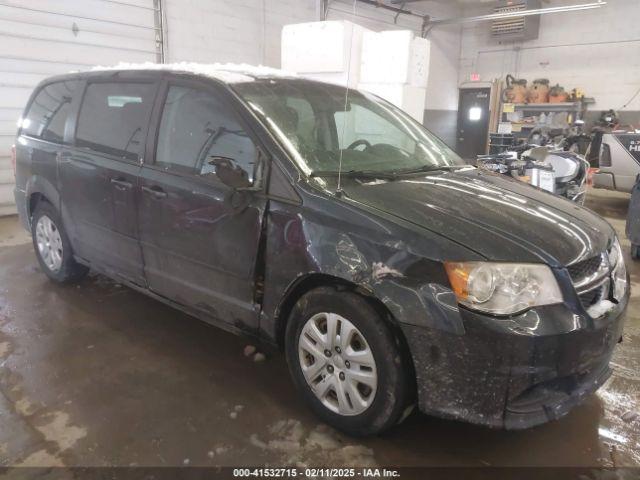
[511,102,582,112]
[499,100,591,140]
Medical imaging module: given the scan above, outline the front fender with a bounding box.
[261,195,480,343]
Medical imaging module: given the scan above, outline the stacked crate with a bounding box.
[358,30,430,122]
[281,21,369,88]
[281,21,431,122]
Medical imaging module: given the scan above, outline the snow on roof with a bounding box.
[89,62,297,83]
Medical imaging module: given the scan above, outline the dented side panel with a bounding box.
[259,169,628,428]
[260,184,482,344]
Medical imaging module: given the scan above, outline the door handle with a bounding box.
[110,177,133,190]
[141,185,167,199]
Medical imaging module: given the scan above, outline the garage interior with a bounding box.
[0,0,639,473]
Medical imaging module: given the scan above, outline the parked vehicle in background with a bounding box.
[13,64,628,435]
[626,175,640,259]
[591,130,640,193]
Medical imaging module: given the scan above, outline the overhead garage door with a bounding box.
[0,0,160,215]
[325,0,423,34]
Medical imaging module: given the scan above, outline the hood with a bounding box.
[340,169,613,266]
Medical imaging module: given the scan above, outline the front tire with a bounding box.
[285,287,411,436]
[31,201,88,283]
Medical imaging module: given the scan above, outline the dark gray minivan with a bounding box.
[13,65,628,436]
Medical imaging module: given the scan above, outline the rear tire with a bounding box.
[31,201,88,283]
[285,286,411,436]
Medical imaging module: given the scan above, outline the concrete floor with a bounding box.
[0,188,638,469]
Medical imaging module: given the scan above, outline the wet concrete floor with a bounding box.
[0,188,638,468]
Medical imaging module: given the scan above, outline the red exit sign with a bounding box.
[470,73,481,81]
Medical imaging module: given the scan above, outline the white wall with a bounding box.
[165,0,463,129]
[0,0,157,214]
[459,0,640,111]
[408,1,462,147]
[420,1,462,111]
[163,0,317,67]
[325,0,423,33]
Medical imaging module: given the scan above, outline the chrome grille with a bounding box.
[567,252,611,313]
[578,285,603,309]
[567,255,603,283]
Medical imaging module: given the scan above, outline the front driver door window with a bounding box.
[137,82,267,332]
[155,86,257,180]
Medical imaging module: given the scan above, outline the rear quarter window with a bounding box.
[76,82,155,162]
[21,80,80,143]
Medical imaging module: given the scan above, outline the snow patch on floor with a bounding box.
[597,378,640,465]
[0,341,10,358]
[14,398,36,417]
[250,419,376,467]
[36,411,87,452]
[17,449,63,467]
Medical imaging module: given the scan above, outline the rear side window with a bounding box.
[76,82,155,162]
[155,85,257,180]
[21,80,80,143]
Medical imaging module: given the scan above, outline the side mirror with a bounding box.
[207,156,251,189]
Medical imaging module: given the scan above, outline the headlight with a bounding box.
[609,237,620,267]
[610,237,627,301]
[444,262,563,315]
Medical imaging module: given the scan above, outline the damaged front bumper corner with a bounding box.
[401,294,628,429]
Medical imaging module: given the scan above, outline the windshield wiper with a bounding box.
[392,165,467,175]
[310,165,467,179]
[310,169,398,180]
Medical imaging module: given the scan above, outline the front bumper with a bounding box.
[401,293,628,429]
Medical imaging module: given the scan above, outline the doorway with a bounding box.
[456,87,491,160]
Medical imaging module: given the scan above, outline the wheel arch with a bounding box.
[274,273,413,361]
[28,192,47,219]
[25,175,60,221]
[25,176,78,254]
[274,272,417,402]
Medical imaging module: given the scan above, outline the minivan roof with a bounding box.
[85,62,297,84]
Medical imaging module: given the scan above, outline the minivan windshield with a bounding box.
[233,79,465,177]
